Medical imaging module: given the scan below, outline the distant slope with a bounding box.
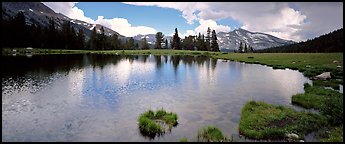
[256,28,343,53]
[217,28,295,51]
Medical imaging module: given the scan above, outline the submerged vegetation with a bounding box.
[179,138,188,142]
[138,108,178,138]
[197,126,229,142]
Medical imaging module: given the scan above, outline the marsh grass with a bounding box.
[239,101,327,140]
[317,126,343,142]
[138,108,178,138]
[197,126,229,142]
[313,79,342,90]
[291,83,343,126]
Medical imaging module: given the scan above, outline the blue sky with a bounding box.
[74,2,243,36]
[75,2,200,36]
[44,2,343,41]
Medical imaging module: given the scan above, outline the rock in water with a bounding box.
[314,72,331,80]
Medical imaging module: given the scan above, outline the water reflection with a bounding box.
[2,54,311,142]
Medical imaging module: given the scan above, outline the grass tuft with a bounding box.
[197,125,228,142]
[138,108,178,138]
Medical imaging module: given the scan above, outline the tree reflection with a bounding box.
[170,55,181,72]
[154,55,162,70]
[211,58,217,71]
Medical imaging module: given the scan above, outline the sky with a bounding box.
[43,2,343,42]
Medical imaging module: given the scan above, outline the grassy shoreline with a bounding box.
[2,48,343,77]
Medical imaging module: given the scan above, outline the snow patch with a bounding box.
[83,23,87,26]
[89,24,96,30]
[29,9,33,12]
[141,36,149,39]
[40,11,43,14]
[253,33,268,39]
[77,23,82,25]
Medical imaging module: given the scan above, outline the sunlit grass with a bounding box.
[239,101,327,140]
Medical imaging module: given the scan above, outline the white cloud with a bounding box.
[179,19,230,38]
[290,2,343,41]
[43,2,94,23]
[195,19,230,35]
[95,16,157,37]
[182,30,197,37]
[43,2,158,37]
[123,2,206,24]
[124,2,343,41]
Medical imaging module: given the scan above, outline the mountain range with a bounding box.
[2,2,294,50]
[2,2,134,44]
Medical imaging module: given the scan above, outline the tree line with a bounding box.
[256,28,343,53]
[3,11,220,52]
[168,27,220,52]
[2,11,85,49]
[234,41,254,53]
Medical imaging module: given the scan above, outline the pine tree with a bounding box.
[250,46,254,52]
[76,29,85,49]
[165,39,168,49]
[140,37,149,50]
[155,32,164,49]
[12,11,27,48]
[111,34,121,50]
[211,30,220,52]
[182,35,195,50]
[70,26,78,49]
[238,42,243,53]
[89,27,97,50]
[172,28,181,50]
[48,18,57,49]
[61,21,72,49]
[196,33,202,51]
[98,26,106,50]
[169,38,173,49]
[127,37,135,50]
[206,27,211,51]
[135,43,139,49]
[201,34,206,51]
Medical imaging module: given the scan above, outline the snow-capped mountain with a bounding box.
[2,2,129,42]
[217,28,295,51]
[133,34,172,45]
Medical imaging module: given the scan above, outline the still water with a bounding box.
[2,54,311,142]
